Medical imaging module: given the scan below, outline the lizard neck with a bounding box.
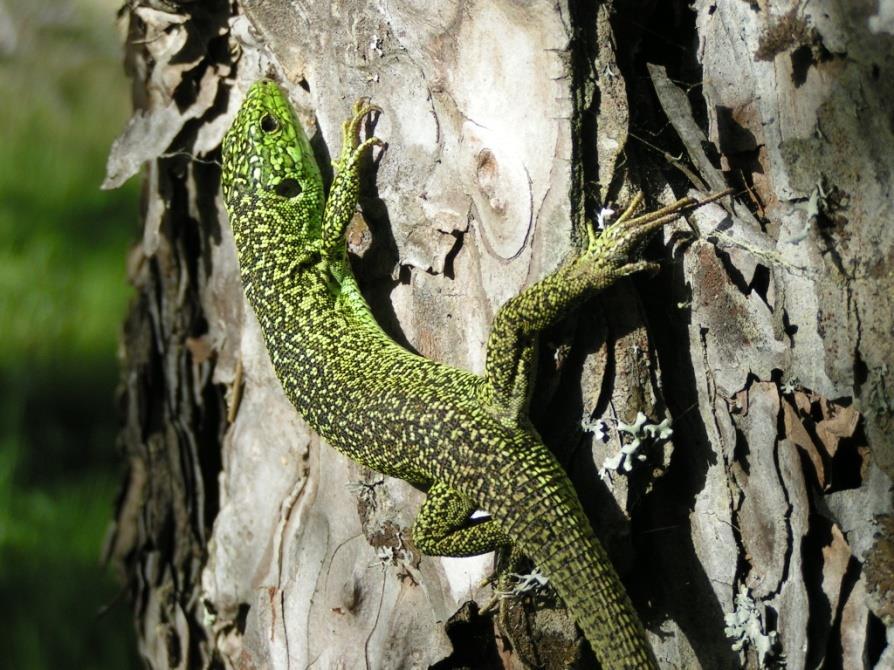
[227,189,325,280]
[239,248,335,318]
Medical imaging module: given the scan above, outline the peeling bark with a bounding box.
[106,1,893,668]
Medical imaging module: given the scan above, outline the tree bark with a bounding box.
[105,1,894,668]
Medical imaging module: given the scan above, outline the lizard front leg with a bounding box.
[481,191,728,422]
[320,99,384,257]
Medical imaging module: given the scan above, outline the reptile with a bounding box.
[221,79,723,669]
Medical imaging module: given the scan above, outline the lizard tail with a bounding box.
[529,517,659,669]
[475,446,660,670]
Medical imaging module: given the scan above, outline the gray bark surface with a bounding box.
[105,1,894,668]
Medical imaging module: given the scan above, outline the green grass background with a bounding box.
[0,0,141,666]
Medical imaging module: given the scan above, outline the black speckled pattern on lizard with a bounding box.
[222,80,717,669]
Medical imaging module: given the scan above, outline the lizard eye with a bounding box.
[275,178,302,198]
[260,114,280,133]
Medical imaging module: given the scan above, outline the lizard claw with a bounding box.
[354,97,382,118]
[332,99,385,175]
[343,97,382,149]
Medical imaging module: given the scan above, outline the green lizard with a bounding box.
[221,79,718,669]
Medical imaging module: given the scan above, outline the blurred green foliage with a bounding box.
[0,0,141,666]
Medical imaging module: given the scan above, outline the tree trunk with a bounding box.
[105,1,894,668]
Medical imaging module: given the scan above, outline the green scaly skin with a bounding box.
[221,79,704,669]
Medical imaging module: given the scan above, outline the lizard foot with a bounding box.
[340,97,384,156]
[584,189,732,279]
[479,545,538,615]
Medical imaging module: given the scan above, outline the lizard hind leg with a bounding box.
[481,189,731,424]
[416,483,541,646]
[412,481,511,557]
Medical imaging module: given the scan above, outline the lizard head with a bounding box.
[221,80,325,243]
